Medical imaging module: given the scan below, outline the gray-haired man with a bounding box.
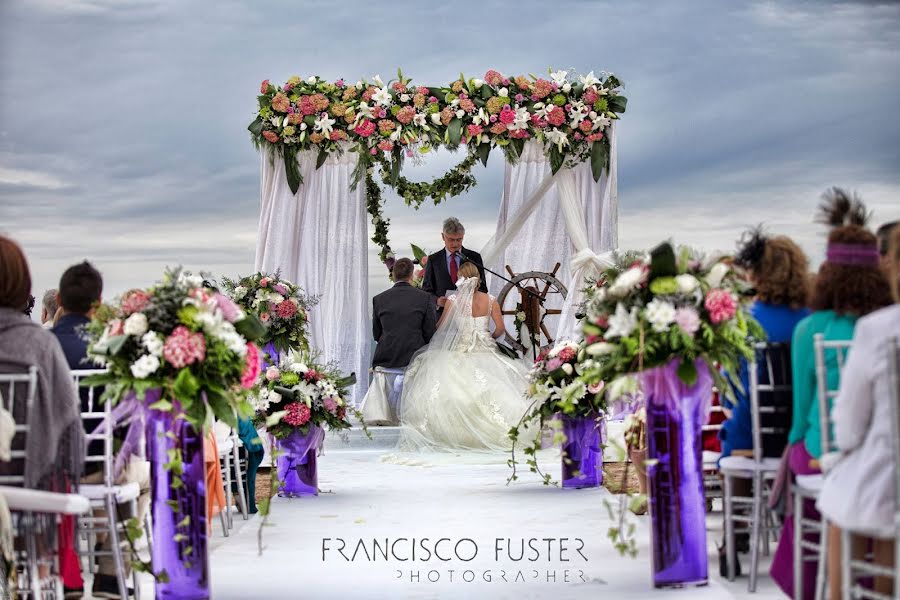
[421,217,488,312]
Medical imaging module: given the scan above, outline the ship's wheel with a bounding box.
[497,263,568,360]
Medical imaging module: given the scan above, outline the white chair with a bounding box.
[360,367,405,425]
[702,391,725,506]
[71,368,141,599]
[720,342,792,591]
[212,421,249,533]
[794,334,851,600]
[840,336,900,599]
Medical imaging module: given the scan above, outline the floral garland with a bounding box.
[250,70,627,268]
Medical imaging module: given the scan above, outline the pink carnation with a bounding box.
[121,290,151,315]
[586,132,604,142]
[557,346,577,363]
[484,70,504,86]
[335,79,345,88]
[499,106,516,125]
[241,342,261,389]
[377,140,394,152]
[396,106,416,124]
[459,98,476,113]
[466,124,483,137]
[509,130,530,139]
[260,80,270,94]
[323,397,338,414]
[283,401,311,427]
[273,283,288,295]
[275,299,297,319]
[546,106,566,127]
[259,278,269,287]
[674,307,701,336]
[163,326,206,369]
[215,293,242,323]
[416,86,429,95]
[532,79,553,99]
[354,119,376,137]
[262,130,279,143]
[579,119,593,133]
[546,357,564,372]
[530,113,547,129]
[704,289,737,324]
[271,93,290,113]
[583,88,598,105]
[265,366,280,381]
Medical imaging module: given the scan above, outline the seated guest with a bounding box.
[878,220,899,289]
[770,189,892,599]
[0,236,85,590]
[53,266,150,597]
[819,224,900,598]
[41,288,58,328]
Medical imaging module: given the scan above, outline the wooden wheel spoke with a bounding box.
[545,309,563,315]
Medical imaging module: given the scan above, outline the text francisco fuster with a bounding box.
[321,538,588,562]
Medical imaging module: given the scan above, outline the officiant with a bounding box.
[422,217,488,312]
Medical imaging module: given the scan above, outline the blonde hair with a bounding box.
[458,261,480,287]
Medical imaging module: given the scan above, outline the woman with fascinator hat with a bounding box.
[395,261,536,452]
[769,188,892,600]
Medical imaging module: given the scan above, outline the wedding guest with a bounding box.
[878,220,899,289]
[818,224,900,598]
[422,217,488,312]
[0,236,85,592]
[770,189,892,599]
[40,288,58,328]
[372,258,437,369]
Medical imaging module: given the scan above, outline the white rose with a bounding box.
[307,76,316,84]
[141,331,164,357]
[130,354,160,379]
[608,267,645,298]
[473,78,483,88]
[400,93,410,102]
[705,262,730,288]
[498,87,509,98]
[124,313,148,337]
[290,362,309,374]
[562,82,572,93]
[455,109,465,119]
[675,274,700,294]
[561,363,574,375]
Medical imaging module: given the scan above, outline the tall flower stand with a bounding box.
[274,426,324,497]
[145,404,210,599]
[559,413,604,489]
[641,360,712,588]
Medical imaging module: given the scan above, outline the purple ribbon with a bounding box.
[640,359,712,588]
[273,426,324,497]
[262,341,279,369]
[826,242,880,266]
[90,388,163,480]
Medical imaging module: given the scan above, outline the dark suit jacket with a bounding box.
[372,282,437,369]
[421,248,489,306]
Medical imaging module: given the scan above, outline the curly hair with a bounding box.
[811,189,891,315]
[736,227,810,308]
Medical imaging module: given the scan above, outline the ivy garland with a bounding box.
[374,151,479,210]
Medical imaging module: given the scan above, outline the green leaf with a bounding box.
[549,145,564,175]
[676,360,698,386]
[173,368,200,405]
[649,242,677,279]
[148,399,173,412]
[283,146,303,195]
[448,118,463,146]
[477,143,490,167]
[511,138,525,159]
[80,372,115,388]
[590,141,607,182]
[480,85,494,100]
[235,314,266,342]
[608,95,628,113]
[390,148,401,187]
[410,244,426,261]
[316,146,328,170]
[248,116,264,136]
[107,335,128,356]
[207,387,237,429]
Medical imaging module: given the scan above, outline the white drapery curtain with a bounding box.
[482,126,618,343]
[255,145,371,403]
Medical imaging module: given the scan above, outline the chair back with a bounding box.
[71,368,114,487]
[887,337,900,534]
[0,365,38,486]
[813,333,852,455]
[749,342,793,463]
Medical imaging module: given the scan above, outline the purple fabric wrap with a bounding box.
[274,426,324,497]
[826,242,880,266]
[145,403,210,599]
[641,359,712,588]
[559,413,605,489]
[262,341,279,369]
[90,389,160,480]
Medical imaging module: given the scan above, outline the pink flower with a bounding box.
[586,132,604,142]
[546,357,564,372]
[557,346,577,363]
[415,268,424,279]
[260,80,270,94]
[704,289,737,324]
[515,93,524,102]
[532,79,553,99]
[108,319,125,336]
[579,119,593,133]
[466,124,483,137]
[588,381,605,395]
[121,290,151,315]
[323,397,338,414]
[265,366,280,381]
[283,83,293,93]
[260,312,270,322]
[163,326,206,369]
[335,79,345,88]
[262,130,279,143]
[459,98,476,113]
[509,130,530,139]
[490,122,507,135]
[283,401,311,427]
[273,283,288,295]
[547,106,566,127]
[529,113,547,129]
[241,342,261,389]
[377,119,396,134]
[298,96,316,116]
[396,106,416,124]
[502,78,510,86]
[275,299,297,319]
[674,307,701,336]
[354,119,376,137]
[484,70,504,86]
[420,256,429,266]
[499,106,516,125]
[416,86,429,95]
[271,93,290,113]
[377,140,394,152]
[214,293,242,323]
[574,132,583,140]
[428,96,438,104]
[259,278,269,287]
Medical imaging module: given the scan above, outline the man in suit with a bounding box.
[372,257,437,368]
[422,217,488,312]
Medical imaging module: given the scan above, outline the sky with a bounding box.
[1,0,899,313]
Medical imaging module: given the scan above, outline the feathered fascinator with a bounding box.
[735,225,768,271]
[816,187,870,228]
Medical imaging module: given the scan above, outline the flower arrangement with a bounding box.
[83,268,264,429]
[579,242,763,398]
[250,69,627,270]
[250,351,359,439]
[221,271,317,356]
[507,340,606,485]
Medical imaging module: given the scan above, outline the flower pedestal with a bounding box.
[275,427,324,497]
[641,360,712,588]
[559,413,604,489]
[146,406,210,600]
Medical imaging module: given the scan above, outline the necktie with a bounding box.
[449,252,458,282]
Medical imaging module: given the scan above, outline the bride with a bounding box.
[398,261,534,452]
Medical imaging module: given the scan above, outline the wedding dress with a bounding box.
[397,277,535,452]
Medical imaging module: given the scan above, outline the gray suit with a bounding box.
[372,282,437,369]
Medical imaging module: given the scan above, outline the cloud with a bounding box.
[0,166,70,190]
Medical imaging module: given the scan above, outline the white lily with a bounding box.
[431,113,441,125]
[550,70,569,86]
[510,106,530,131]
[473,107,489,126]
[579,71,601,88]
[390,127,401,141]
[372,86,392,107]
[606,303,639,339]
[413,113,427,127]
[356,101,375,121]
[545,128,570,151]
[314,113,336,136]
[372,74,384,86]
[593,114,611,130]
